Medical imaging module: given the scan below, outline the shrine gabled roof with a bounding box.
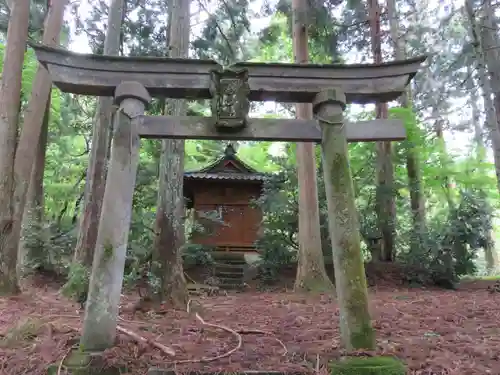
[184,144,267,182]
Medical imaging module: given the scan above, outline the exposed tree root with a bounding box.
[163,299,243,364]
[163,299,289,364]
[54,318,176,357]
[116,325,175,356]
[183,272,196,284]
[57,346,76,375]
[236,328,288,355]
[25,293,288,366]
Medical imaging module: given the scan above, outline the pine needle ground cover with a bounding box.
[0,275,499,375]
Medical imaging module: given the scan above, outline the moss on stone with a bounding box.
[46,364,59,375]
[64,348,93,369]
[329,356,406,375]
[59,348,121,375]
[349,321,376,349]
[320,119,376,350]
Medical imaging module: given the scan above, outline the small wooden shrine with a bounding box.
[184,144,266,253]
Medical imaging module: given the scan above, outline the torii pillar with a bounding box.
[314,89,375,349]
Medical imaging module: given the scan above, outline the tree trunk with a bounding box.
[468,64,484,149]
[316,89,375,350]
[10,0,67,284]
[465,0,500,194]
[73,0,125,268]
[151,0,190,308]
[387,0,426,248]
[291,0,333,292]
[74,0,125,268]
[81,83,150,351]
[0,0,31,295]
[480,0,500,134]
[18,96,50,274]
[466,1,499,272]
[468,66,498,271]
[368,0,395,262]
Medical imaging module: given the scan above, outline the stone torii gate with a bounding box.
[31,43,425,353]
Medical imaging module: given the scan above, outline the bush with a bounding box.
[255,240,295,284]
[399,189,493,288]
[21,216,77,276]
[61,262,90,302]
[253,153,332,283]
[182,243,215,267]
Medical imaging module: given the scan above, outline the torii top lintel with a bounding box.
[30,43,426,105]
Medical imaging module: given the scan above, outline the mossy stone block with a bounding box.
[60,348,121,375]
[47,364,59,375]
[329,356,406,375]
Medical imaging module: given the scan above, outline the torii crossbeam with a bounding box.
[29,42,425,353]
[32,44,425,142]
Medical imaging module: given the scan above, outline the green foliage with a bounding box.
[21,212,77,276]
[182,243,215,267]
[61,262,90,301]
[0,0,58,39]
[192,0,252,64]
[254,14,293,63]
[329,356,406,375]
[399,188,495,287]
[122,256,151,293]
[254,150,333,282]
[259,0,344,62]
[122,205,222,292]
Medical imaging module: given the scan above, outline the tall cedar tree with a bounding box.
[386,0,427,255]
[14,0,67,280]
[151,0,190,308]
[291,0,334,292]
[368,0,396,262]
[73,0,126,267]
[0,0,30,294]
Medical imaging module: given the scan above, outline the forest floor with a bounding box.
[0,269,500,375]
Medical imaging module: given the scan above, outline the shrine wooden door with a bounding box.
[194,203,258,248]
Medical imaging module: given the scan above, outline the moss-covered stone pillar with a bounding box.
[81,82,151,351]
[313,89,376,351]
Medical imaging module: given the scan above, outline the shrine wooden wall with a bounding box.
[188,181,262,252]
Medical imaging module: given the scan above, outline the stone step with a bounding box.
[214,259,247,266]
[218,276,244,283]
[211,259,246,290]
[218,281,245,290]
[214,262,245,268]
[212,253,247,265]
[214,272,244,279]
[214,264,245,271]
[214,265,245,273]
